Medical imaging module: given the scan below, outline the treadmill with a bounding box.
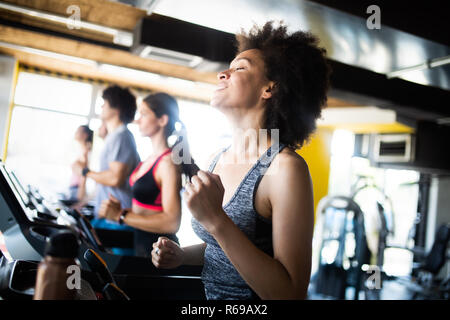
[0,161,204,299]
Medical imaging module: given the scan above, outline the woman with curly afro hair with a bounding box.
[151,21,331,300]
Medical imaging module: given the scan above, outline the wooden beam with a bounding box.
[0,9,115,44]
[0,25,219,85]
[0,42,363,108]
[1,0,146,31]
[0,46,214,103]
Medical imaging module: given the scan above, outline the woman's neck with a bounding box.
[150,130,169,157]
[227,108,272,162]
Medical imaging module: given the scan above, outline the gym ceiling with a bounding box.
[0,0,449,131]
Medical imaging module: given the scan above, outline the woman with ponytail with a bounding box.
[99,92,194,257]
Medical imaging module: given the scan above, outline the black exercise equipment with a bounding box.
[381,223,450,299]
[0,256,37,300]
[422,224,450,275]
[313,196,371,300]
[83,249,129,300]
[0,161,205,300]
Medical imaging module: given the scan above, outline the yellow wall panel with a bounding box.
[297,128,333,223]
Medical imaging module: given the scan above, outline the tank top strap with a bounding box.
[160,148,172,159]
[246,142,287,204]
[208,145,231,173]
[151,148,172,171]
[255,142,287,175]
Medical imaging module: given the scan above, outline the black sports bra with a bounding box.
[129,149,172,211]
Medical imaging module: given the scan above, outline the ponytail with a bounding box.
[142,92,198,181]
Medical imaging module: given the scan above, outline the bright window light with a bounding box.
[6,106,88,196]
[128,122,153,161]
[331,129,355,157]
[178,99,232,168]
[14,72,92,116]
[176,99,232,246]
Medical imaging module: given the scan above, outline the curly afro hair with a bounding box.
[236,21,331,149]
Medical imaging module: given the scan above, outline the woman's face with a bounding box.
[135,102,164,137]
[74,127,87,143]
[210,49,273,112]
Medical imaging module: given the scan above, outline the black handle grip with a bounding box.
[102,283,130,300]
[83,249,114,286]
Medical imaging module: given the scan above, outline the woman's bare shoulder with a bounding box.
[267,148,313,216]
[263,147,311,189]
[274,147,309,171]
[159,152,181,174]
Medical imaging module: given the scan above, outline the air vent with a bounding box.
[373,134,414,163]
[138,45,203,68]
[379,141,406,156]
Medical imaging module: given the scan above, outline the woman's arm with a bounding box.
[150,149,224,269]
[99,157,182,234]
[76,176,87,201]
[181,243,207,265]
[124,158,182,234]
[185,152,314,299]
[76,149,91,201]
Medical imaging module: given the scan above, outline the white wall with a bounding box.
[0,55,17,160]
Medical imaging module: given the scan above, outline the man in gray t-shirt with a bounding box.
[93,124,140,229]
[74,85,140,231]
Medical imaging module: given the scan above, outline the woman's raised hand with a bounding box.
[183,170,227,234]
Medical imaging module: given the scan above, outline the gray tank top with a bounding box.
[191,142,286,300]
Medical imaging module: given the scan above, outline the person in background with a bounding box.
[73,85,140,240]
[98,119,108,140]
[151,21,331,299]
[69,125,93,203]
[99,93,194,257]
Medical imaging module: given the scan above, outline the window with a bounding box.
[178,99,231,168]
[7,71,232,247]
[7,72,93,197]
[14,72,92,116]
[7,107,88,192]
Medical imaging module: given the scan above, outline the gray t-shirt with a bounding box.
[94,124,140,218]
